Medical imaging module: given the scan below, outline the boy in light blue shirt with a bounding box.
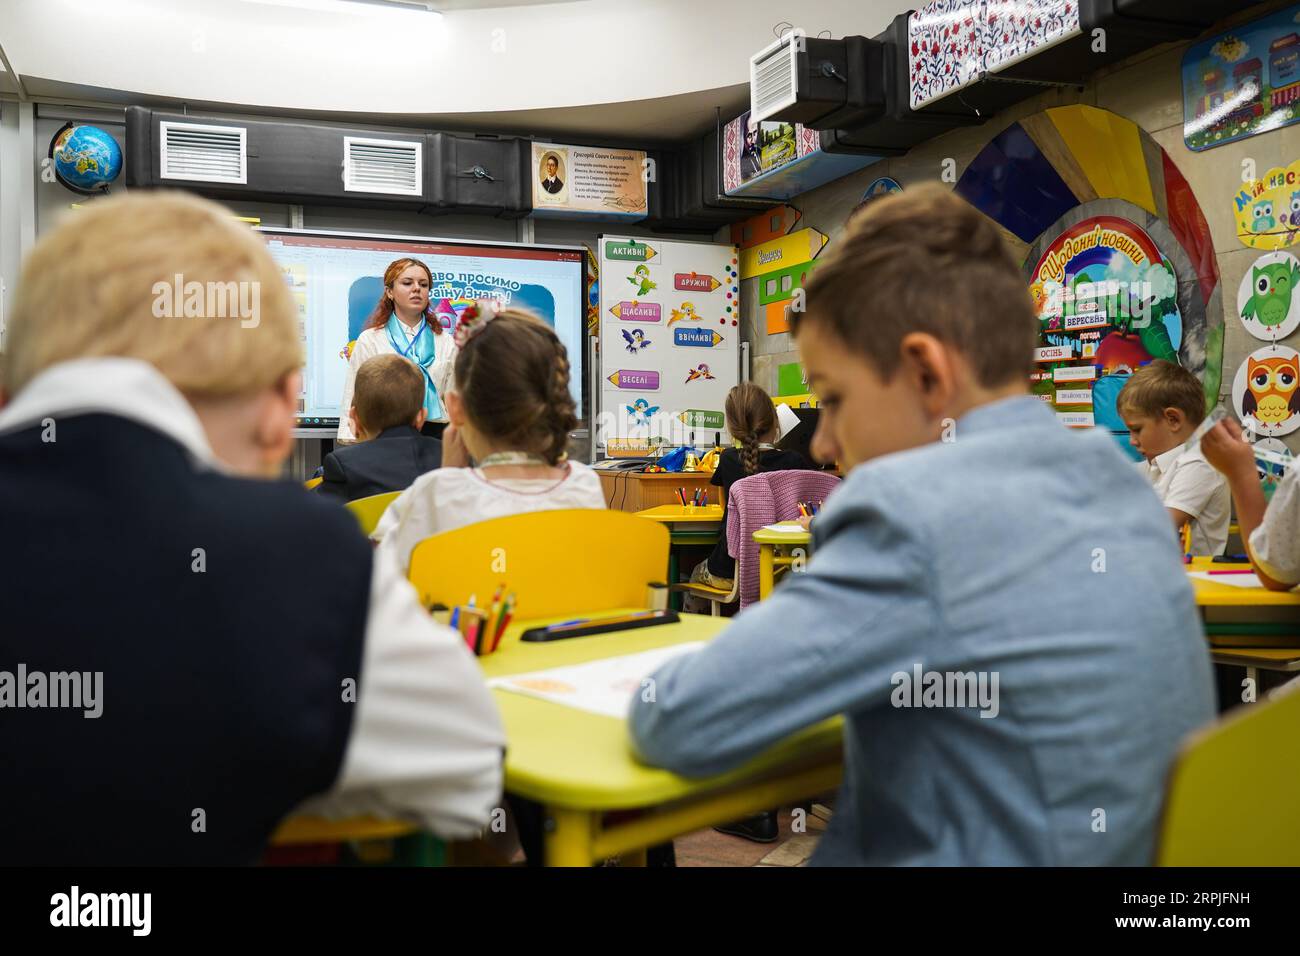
[627,184,1214,866]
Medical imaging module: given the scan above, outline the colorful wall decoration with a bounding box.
[1237,250,1300,341]
[596,236,738,453]
[1027,214,1184,438]
[1232,159,1300,250]
[721,113,876,200]
[956,104,1223,461]
[908,1,1081,111]
[731,205,801,250]
[738,220,829,336]
[1182,2,1300,152]
[1231,344,1300,437]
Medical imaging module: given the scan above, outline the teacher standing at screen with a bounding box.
[336,257,458,443]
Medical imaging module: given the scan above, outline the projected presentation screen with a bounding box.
[258,229,587,428]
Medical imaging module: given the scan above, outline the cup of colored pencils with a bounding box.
[449,586,516,657]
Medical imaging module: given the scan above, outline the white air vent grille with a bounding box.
[343,137,423,196]
[159,121,247,184]
[750,33,801,123]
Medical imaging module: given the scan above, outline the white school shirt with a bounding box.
[1141,442,1231,556]
[372,461,607,573]
[337,321,459,442]
[1251,464,1300,587]
[0,358,505,839]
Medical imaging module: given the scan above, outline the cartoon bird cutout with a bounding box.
[1243,354,1299,426]
[621,328,651,354]
[669,302,701,326]
[1285,192,1300,240]
[626,397,660,426]
[1251,200,1276,235]
[627,264,656,297]
[1242,259,1300,331]
[685,363,715,384]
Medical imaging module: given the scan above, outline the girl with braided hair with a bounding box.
[372,300,604,573]
[687,382,814,603]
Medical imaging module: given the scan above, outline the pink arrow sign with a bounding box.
[609,301,662,322]
[674,272,722,292]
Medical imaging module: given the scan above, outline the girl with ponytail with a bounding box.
[687,381,814,601]
[371,301,605,574]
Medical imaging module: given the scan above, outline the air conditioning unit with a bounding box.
[125,107,531,217]
[750,33,887,129]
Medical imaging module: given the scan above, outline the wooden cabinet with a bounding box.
[598,471,716,512]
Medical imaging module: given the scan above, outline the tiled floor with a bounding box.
[673,802,831,867]
[459,800,833,866]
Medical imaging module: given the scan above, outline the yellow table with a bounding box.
[752,522,812,601]
[480,610,842,866]
[1187,557,1300,689]
[636,503,723,542]
[1187,557,1300,609]
[638,504,724,609]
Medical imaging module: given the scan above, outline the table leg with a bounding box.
[759,543,775,601]
[544,806,597,867]
[668,550,680,611]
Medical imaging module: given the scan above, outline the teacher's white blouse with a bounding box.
[336,322,459,442]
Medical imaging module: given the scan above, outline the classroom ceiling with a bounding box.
[0,0,910,143]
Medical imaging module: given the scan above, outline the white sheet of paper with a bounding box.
[488,642,706,718]
[1187,570,1266,589]
[761,523,808,533]
[776,402,800,441]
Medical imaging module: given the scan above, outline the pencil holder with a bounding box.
[646,582,669,611]
[452,607,500,657]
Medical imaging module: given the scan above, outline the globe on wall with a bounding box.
[48,122,123,195]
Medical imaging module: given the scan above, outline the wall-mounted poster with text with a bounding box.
[531,142,647,219]
[1028,215,1184,452]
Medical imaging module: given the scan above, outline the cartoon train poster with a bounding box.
[1182,3,1300,152]
[1028,215,1184,460]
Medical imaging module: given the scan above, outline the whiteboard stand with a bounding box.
[589,334,601,463]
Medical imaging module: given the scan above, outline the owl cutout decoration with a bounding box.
[1237,252,1300,341]
[1232,344,1300,437]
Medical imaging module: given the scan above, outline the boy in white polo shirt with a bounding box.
[1118,360,1230,556]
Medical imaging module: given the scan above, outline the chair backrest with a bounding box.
[1156,680,1300,865]
[408,509,670,620]
[345,490,401,536]
[726,470,841,608]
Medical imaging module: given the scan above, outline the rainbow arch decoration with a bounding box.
[956,105,1223,460]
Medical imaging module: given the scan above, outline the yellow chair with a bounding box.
[272,816,416,844]
[269,816,445,866]
[304,476,323,490]
[408,509,669,619]
[345,490,401,536]
[672,575,737,617]
[1156,679,1300,865]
